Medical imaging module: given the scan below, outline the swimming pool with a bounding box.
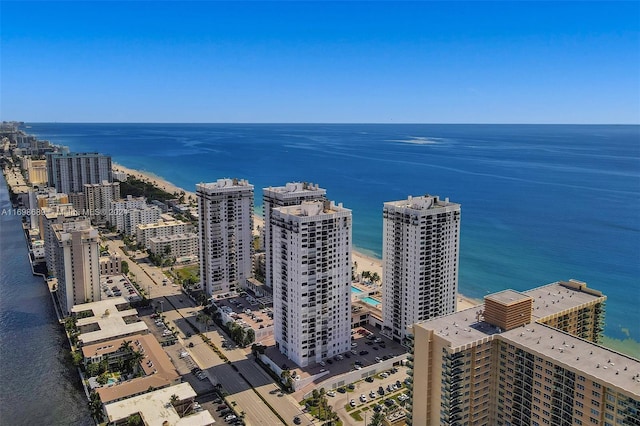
[361,296,381,307]
[351,286,363,294]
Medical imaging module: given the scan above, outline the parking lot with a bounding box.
[324,365,410,425]
[100,274,141,303]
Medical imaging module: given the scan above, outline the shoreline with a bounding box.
[113,163,482,312]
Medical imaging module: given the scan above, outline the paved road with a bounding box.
[327,368,409,426]
[103,235,409,426]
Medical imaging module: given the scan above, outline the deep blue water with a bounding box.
[0,172,92,425]
[25,123,640,345]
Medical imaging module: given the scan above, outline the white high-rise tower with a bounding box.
[382,194,460,343]
[263,182,326,287]
[197,178,254,296]
[272,200,352,367]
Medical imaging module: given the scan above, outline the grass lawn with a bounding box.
[350,410,363,421]
[173,265,199,282]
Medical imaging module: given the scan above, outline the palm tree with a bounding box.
[120,340,133,354]
[129,350,144,375]
[371,272,380,286]
[169,393,179,407]
[369,411,384,426]
[88,391,104,422]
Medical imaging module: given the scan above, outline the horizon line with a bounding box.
[13,121,640,126]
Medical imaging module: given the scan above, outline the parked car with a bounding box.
[293,417,301,425]
[360,394,367,403]
[350,399,356,407]
[359,350,369,355]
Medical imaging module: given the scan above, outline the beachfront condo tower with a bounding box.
[51,218,101,316]
[382,194,461,343]
[404,280,639,426]
[272,200,352,367]
[263,182,326,288]
[46,152,112,195]
[197,179,254,295]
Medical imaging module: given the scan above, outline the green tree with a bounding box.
[121,260,129,275]
[126,413,144,426]
[71,350,83,366]
[97,371,109,385]
[370,272,380,285]
[86,362,101,377]
[88,391,104,422]
[243,328,255,347]
[128,350,144,375]
[369,411,384,426]
[169,394,179,406]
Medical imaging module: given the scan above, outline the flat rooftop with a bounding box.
[196,178,253,192]
[524,280,607,321]
[274,200,350,218]
[263,182,325,197]
[384,194,459,211]
[502,323,640,396]
[148,232,197,243]
[103,382,215,426]
[73,298,148,345]
[137,219,187,230]
[485,289,532,306]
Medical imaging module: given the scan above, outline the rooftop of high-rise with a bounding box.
[263,182,326,197]
[384,194,459,211]
[196,178,253,192]
[411,280,640,393]
[274,200,350,218]
[412,280,607,349]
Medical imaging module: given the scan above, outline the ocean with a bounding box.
[22,123,640,347]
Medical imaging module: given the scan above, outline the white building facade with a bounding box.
[84,181,120,225]
[136,219,191,247]
[197,179,254,295]
[148,233,198,259]
[263,182,326,288]
[272,200,352,367]
[46,152,112,194]
[382,195,461,343]
[108,195,147,232]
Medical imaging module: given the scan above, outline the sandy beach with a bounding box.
[113,163,197,200]
[113,164,481,312]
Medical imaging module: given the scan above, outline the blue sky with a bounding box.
[1,1,638,123]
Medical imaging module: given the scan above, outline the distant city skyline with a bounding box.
[1,1,638,124]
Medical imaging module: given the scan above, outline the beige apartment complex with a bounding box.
[22,156,48,185]
[148,232,198,259]
[407,280,639,426]
[52,218,100,315]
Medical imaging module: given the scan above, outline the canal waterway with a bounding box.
[0,171,91,425]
